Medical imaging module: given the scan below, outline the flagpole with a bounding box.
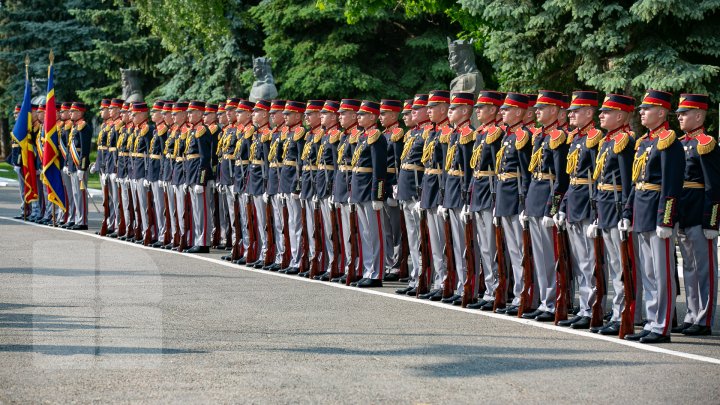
[22,55,30,221]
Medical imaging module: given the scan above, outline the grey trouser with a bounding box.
[567,219,596,317]
[320,197,336,273]
[474,209,498,301]
[637,228,678,335]
[217,186,230,245]
[602,227,626,322]
[286,196,303,268]
[338,203,354,274]
[237,193,250,256]
[426,207,447,290]
[173,184,187,237]
[253,195,268,260]
[447,208,467,295]
[529,217,556,312]
[302,199,316,265]
[501,215,531,307]
[356,201,384,280]
[271,195,285,264]
[71,170,88,225]
[190,184,211,247]
[166,184,177,238]
[61,169,75,222]
[223,187,236,246]
[678,225,717,328]
[402,200,421,288]
[131,179,149,235]
[382,202,402,272]
[151,180,166,240]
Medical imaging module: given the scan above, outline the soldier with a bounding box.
[246,99,274,267]
[116,102,135,239]
[203,103,222,249]
[554,91,601,329]
[674,94,719,336]
[524,94,539,135]
[10,104,26,219]
[395,95,431,295]
[496,93,533,316]
[36,103,51,225]
[466,91,505,310]
[350,100,387,288]
[417,90,452,300]
[231,100,256,264]
[590,94,635,335]
[219,98,241,258]
[129,102,153,244]
[298,100,324,277]
[622,90,685,344]
[214,102,231,250]
[148,101,169,247]
[331,99,361,282]
[278,100,307,274]
[27,104,43,222]
[378,99,404,281]
[558,95,570,131]
[66,102,92,230]
[184,100,213,254]
[105,99,124,237]
[314,100,341,280]
[92,99,113,233]
[170,102,190,249]
[263,99,288,271]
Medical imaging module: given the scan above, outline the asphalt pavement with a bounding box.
[0,184,719,404]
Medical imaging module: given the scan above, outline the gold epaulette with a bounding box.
[209,124,219,135]
[366,129,381,145]
[180,125,190,136]
[157,123,167,136]
[194,125,206,138]
[585,128,603,148]
[293,126,305,141]
[139,123,149,137]
[696,133,716,155]
[281,126,289,141]
[485,125,502,144]
[548,129,566,149]
[635,134,648,151]
[515,128,530,149]
[657,129,676,151]
[390,127,404,142]
[613,131,631,154]
[313,129,323,143]
[261,128,272,143]
[438,125,452,143]
[244,125,255,139]
[65,121,73,131]
[75,120,86,131]
[459,125,474,145]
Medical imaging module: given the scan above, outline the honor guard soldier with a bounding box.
[331,99,361,282]
[130,102,153,244]
[622,90,685,344]
[278,100,307,274]
[232,100,255,263]
[350,100,387,288]
[246,99,273,267]
[418,90,452,300]
[159,102,179,248]
[148,101,169,247]
[675,93,719,336]
[203,103,222,248]
[554,91,602,329]
[105,99,124,236]
[467,91,505,310]
[591,94,636,335]
[93,99,112,232]
[170,102,190,249]
[219,98,241,258]
[524,94,540,136]
[263,100,288,270]
[441,92,475,304]
[27,104,42,222]
[183,101,213,253]
[558,95,570,131]
[314,100,341,280]
[379,99,404,281]
[117,102,135,239]
[298,100,324,277]
[10,104,26,219]
[36,103,50,224]
[395,95,431,295]
[496,93,533,315]
[66,102,92,230]
[521,90,569,321]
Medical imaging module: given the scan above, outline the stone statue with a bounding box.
[31,78,47,105]
[249,57,278,103]
[448,38,484,98]
[121,68,144,103]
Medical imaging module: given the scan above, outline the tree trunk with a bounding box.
[0,117,9,160]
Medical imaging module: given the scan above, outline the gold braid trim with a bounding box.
[632,151,648,182]
[566,147,579,175]
[528,147,542,173]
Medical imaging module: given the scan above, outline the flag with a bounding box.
[41,59,66,212]
[11,61,38,204]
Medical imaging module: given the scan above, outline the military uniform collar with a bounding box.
[287,122,302,131]
[343,122,358,134]
[323,123,339,132]
[383,121,399,132]
[541,121,558,135]
[577,122,595,137]
[647,122,669,139]
[684,126,704,139]
[309,123,322,134]
[362,124,377,132]
[522,119,534,127]
[414,119,430,130]
[455,120,471,131]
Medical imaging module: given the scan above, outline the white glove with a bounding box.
[437,205,448,218]
[461,205,472,223]
[392,185,398,199]
[109,173,117,182]
[230,185,235,194]
[542,216,554,228]
[194,184,204,194]
[312,195,319,203]
[586,220,598,239]
[263,193,269,203]
[347,197,352,204]
[656,226,672,239]
[372,201,383,211]
[553,212,566,228]
[386,198,399,207]
[292,193,300,200]
[143,179,150,188]
[77,170,85,178]
[100,173,106,184]
[618,218,632,233]
[89,162,97,174]
[519,210,528,229]
[414,202,423,214]
[329,195,335,206]
[63,166,69,175]
[493,216,500,227]
[216,182,223,191]
[182,184,189,193]
[334,201,342,209]
[703,229,719,240]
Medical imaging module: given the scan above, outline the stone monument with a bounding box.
[249,57,278,103]
[121,68,144,103]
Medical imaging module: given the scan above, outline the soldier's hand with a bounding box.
[78,170,85,178]
[292,193,300,200]
[655,225,672,239]
[703,229,719,240]
[372,200,383,211]
[586,220,598,239]
[492,216,500,227]
[618,218,631,233]
[194,184,204,194]
[461,205,471,223]
[89,162,97,174]
[553,212,566,228]
[437,205,447,218]
[392,185,398,199]
[263,193,269,203]
[519,210,528,229]
[143,179,151,188]
[63,166,69,175]
[109,173,117,183]
[230,185,235,194]
[541,216,554,228]
[182,184,189,193]
[329,195,335,206]
[100,174,106,184]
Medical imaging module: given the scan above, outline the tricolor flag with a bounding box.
[11,57,38,203]
[41,53,66,212]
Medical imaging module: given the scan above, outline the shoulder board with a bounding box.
[281,126,289,140]
[439,126,452,143]
[485,125,502,144]
[66,121,74,131]
[157,123,167,136]
[293,126,306,141]
[139,124,149,137]
[180,125,190,135]
[695,133,716,155]
[634,134,648,150]
[459,125,474,145]
[209,124,219,134]
[390,127,404,142]
[76,120,86,131]
[585,128,602,148]
[113,121,122,131]
[515,128,530,149]
[328,128,341,144]
[244,125,255,139]
[313,130,323,143]
[657,129,676,151]
[366,129,381,144]
[613,131,631,154]
[548,129,566,149]
[529,127,541,137]
[195,125,207,138]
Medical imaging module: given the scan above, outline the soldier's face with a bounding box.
[132,112,147,125]
[338,111,356,129]
[109,108,119,119]
[379,111,398,127]
[428,104,448,123]
[598,110,625,131]
[252,110,268,126]
[639,106,666,129]
[284,111,302,127]
[189,110,203,124]
[677,110,705,132]
[568,107,593,128]
[173,111,187,125]
[475,105,496,124]
[226,109,237,123]
[402,112,414,127]
[163,112,173,125]
[101,109,110,120]
[218,112,229,126]
[304,111,321,128]
[271,111,285,128]
[356,112,377,129]
[237,110,252,124]
[411,107,428,123]
[203,112,217,125]
[448,105,470,124]
[152,110,163,124]
[501,107,524,126]
[535,105,558,126]
[320,111,337,128]
[70,110,82,121]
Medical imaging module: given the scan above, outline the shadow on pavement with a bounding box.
[0,344,205,356]
[0,313,127,331]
